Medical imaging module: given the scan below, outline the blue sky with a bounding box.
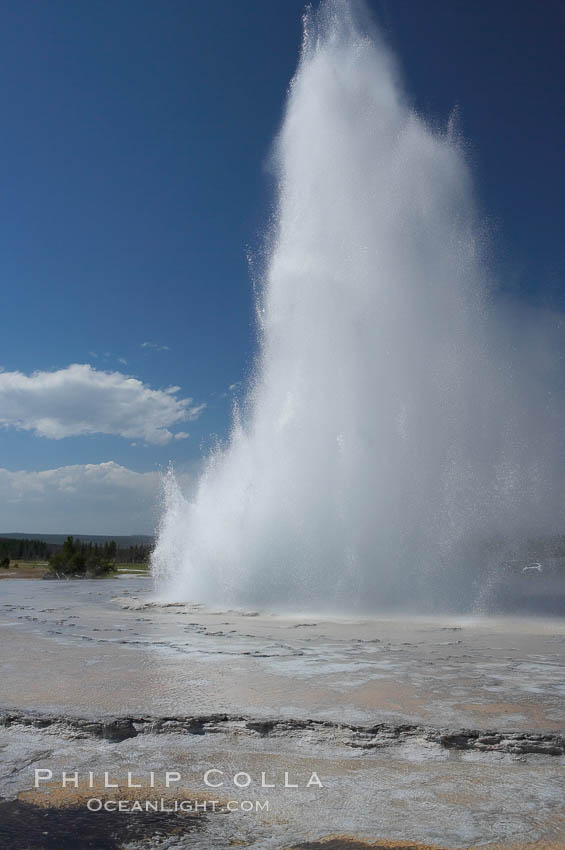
[0,0,563,533]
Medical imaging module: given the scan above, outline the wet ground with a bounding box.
[0,579,564,848]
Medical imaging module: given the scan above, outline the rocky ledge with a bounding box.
[1,710,563,756]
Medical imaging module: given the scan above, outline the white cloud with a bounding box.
[89,351,128,367]
[219,381,242,399]
[141,341,171,352]
[174,431,190,440]
[0,461,196,534]
[184,402,206,419]
[0,364,205,445]
[0,462,161,534]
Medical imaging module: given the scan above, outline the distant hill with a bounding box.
[0,533,154,545]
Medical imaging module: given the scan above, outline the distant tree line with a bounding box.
[0,538,50,561]
[119,543,151,563]
[0,537,152,564]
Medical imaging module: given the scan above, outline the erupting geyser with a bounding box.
[152,0,564,611]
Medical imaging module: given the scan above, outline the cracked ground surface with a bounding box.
[0,578,563,848]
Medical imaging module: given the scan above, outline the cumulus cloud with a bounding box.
[0,461,193,534]
[0,364,205,445]
[0,462,158,533]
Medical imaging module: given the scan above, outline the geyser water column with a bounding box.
[152,0,560,611]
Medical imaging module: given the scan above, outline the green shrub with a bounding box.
[47,536,115,578]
